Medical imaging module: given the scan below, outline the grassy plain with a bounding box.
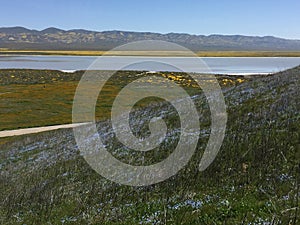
[0,69,247,131]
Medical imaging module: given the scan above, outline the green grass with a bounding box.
[0,69,248,130]
[0,67,299,224]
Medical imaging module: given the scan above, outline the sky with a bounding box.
[1,0,300,39]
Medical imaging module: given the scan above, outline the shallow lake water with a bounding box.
[0,55,300,74]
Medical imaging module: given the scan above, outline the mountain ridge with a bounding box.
[1,26,300,51]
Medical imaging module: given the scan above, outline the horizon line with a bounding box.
[1,25,300,41]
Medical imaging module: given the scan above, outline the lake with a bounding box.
[0,55,300,74]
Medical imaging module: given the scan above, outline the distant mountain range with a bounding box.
[1,26,300,51]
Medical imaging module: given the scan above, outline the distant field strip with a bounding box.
[1,50,300,57]
[0,122,89,138]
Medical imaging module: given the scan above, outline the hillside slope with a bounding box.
[0,67,299,224]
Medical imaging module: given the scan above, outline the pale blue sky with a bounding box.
[1,0,300,39]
